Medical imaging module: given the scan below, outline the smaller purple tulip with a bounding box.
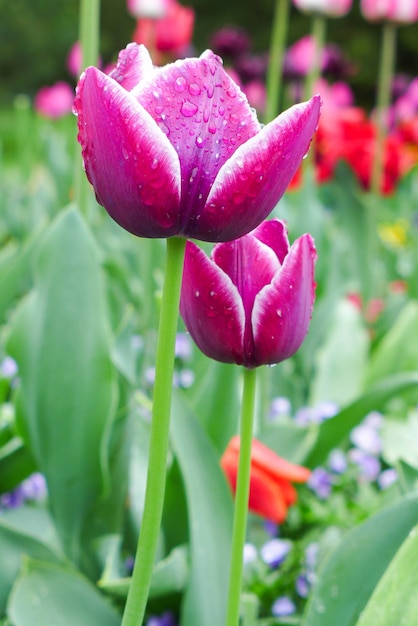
[180,219,316,368]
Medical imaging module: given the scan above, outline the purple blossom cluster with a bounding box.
[0,473,47,511]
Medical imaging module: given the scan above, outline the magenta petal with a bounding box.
[109,43,154,91]
[75,67,181,237]
[252,219,290,264]
[198,96,321,242]
[251,234,317,366]
[180,241,245,364]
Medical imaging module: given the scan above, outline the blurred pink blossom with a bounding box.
[292,0,353,17]
[361,0,418,23]
[34,81,74,119]
[67,41,82,78]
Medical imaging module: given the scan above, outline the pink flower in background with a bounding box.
[131,0,194,58]
[75,44,320,241]
[180,219,317,367]
[34,81,74,119]
[361,0,418,23]
[67,42,83,78]
[127,0,169,18]
[292,0,353,17]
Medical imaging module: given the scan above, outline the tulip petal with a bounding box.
[109,43,154,91]
[75,67,182,237]
[252,234,317,365]
[198,96,321,242]
[135,50,260,231]
[252,219,290,265]
[180,241,245,364]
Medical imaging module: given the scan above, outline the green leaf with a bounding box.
[0,437,36,493]
[382,410,418,470]
[7,559,120,626]
[98,544,189,600]
[366,300,418,384]
[302,493,418,626]
[309,299,369,406]
[304,372,418,468]
[355,525,418,626]
[170,390,233,626]
[0,506,64,615]
[6,207,118,564]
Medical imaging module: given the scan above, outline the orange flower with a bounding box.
[221,436,311,523]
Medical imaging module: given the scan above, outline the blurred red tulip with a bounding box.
[221,436,311,523]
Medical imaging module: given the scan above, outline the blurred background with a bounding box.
[1,0,417,108]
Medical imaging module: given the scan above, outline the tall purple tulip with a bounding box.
[74,43,321,242]
[180,219,316,368]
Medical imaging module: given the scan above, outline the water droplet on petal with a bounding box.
[174,76,187,92]
[181,101,198,117]
[208,121,217,134]
[151,158,159,170]
[122,146,129,160]
[230,113,239,124]
[205,308,217,318]
[205,83,214,99]
[188,83,201,96]
[195,135,206,148]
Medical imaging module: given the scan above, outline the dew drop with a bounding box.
[188,83,201,96]
[181,100,198,117]
[174,76,187,92]
[205,83,214,99]
[150,158,159,170]
[195,290,200,297]
[230,113,240,124]
[219,105,225,116]
[195,135,206,148]
[121,146,129,160]
[205,308,217,318]
[208,121,217,134]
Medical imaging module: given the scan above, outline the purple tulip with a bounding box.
[74,43,321,242]
[179,219,316,367]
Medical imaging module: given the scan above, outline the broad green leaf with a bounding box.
[355,525,418,626]
[6,207,118,564]
[302,493,418,626]
[259,421,317,466]
[309,299,369,406]
[0,437,36,493]
[382,410,418,470]
[0,506,64,615]
[366,300,418,384]
[185,357,240,454]
[7,559,120,626]
[98,544,189,600]
[304,372,418,468]
[170,390,233,626]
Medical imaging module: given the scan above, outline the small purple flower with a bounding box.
[146,611,177,626]
[264,519,279,537]
[269,396,292,420]
[328,449,347,474]
[0,356,18,378]
[0,473,47,511]
[348,449,381,482]
[378,468,398,490]
[308,467,333,499]
[243,542,258,565]
[350,418,382,455]
[295,401,338,425]
[175,332,193,361]
[271,596,296,617]
[296,573,310,598]
[260,538,292,568]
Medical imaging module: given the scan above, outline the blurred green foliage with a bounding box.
[0,0,417,106]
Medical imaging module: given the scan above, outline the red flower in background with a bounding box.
[221,436,311,523]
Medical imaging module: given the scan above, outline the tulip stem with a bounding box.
[225,367,258,626]
[121,236,186,626]
[371,21,397,196]
[265,0,290,123]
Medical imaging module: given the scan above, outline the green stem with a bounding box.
[265,0,290,123]
[75,0,100,215]
[122,237,186,626]
[304,13,327,101]
[371,21,397,196]
[225,367,258,626]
